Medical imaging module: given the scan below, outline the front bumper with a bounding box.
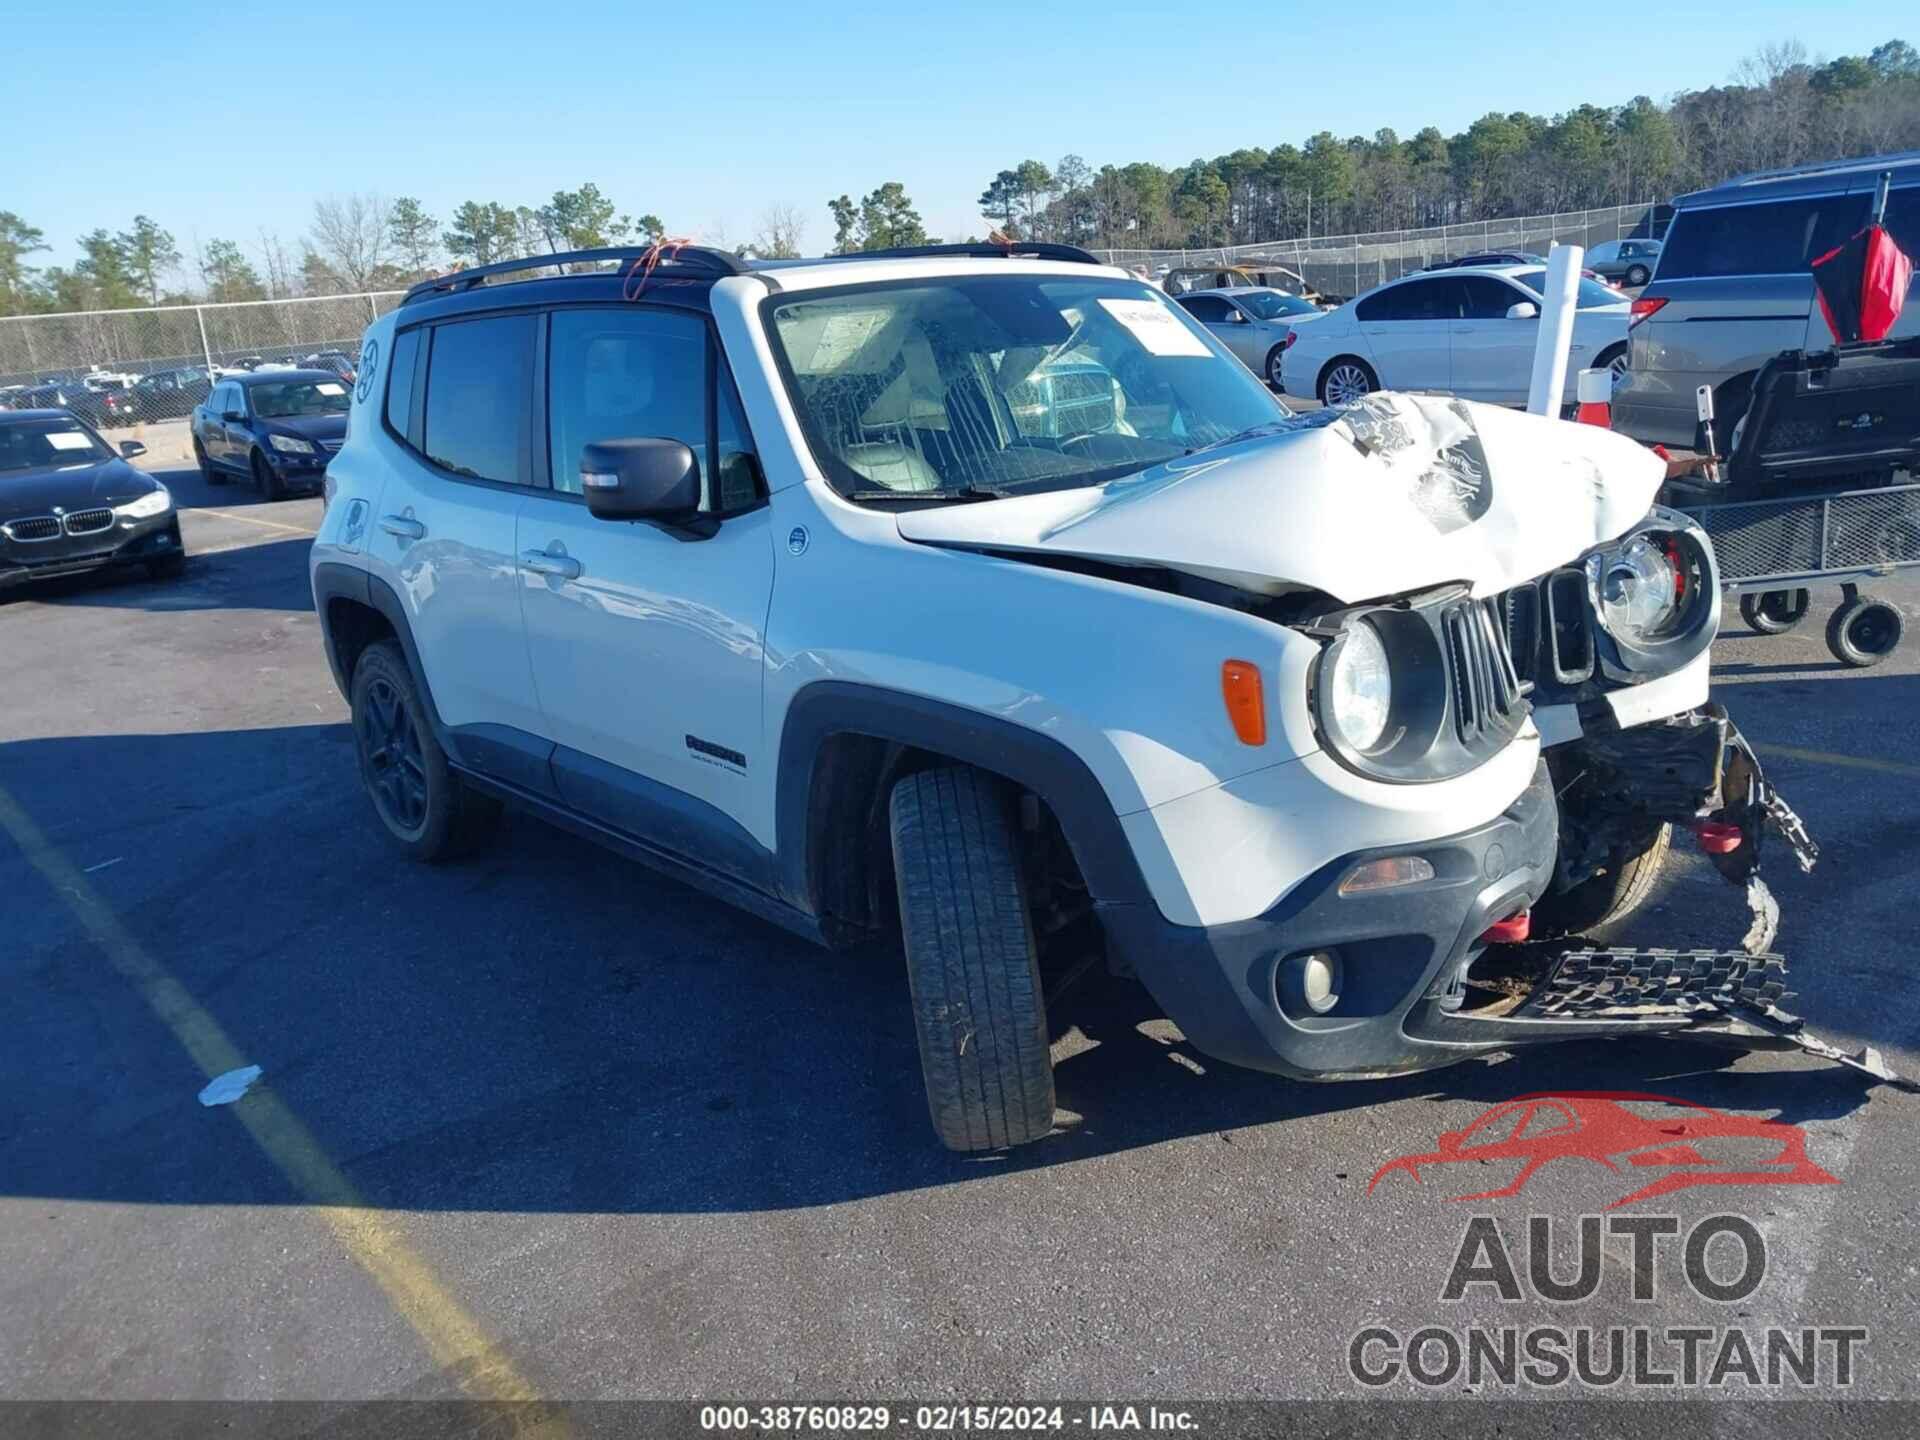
[0,515,182,587]
[267,449,330,489]
[1101,759,1562,1080]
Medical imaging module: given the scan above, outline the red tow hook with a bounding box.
[1695,820,1746,855]
[1481,910,1531,944]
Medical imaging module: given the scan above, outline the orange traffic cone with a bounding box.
[1574,367,1611,428]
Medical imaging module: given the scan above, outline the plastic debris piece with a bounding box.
[1741,875,1782,956]
[198,1065,262,1107]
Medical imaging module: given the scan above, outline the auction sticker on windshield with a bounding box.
[45,431,92,451]
[1097,297,1213,357]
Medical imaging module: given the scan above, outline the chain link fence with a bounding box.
[0,292,402,428]
[1094,202,1664,300]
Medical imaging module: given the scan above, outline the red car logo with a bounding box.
[1368,1092,1840,1210]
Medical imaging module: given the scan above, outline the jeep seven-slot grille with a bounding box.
[1443,599,1523,744]
[3,516,61,542]
[1500,568,1595,691]
[63,508,114,536]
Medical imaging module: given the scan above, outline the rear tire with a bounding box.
[1318,357,1377,407]
[890,766,1056,1153]
[349,641,501,862]
[1531,823,1672,939]
[1739,588,1810,635]
[1626,263,1650,287]
[193,438,225,485]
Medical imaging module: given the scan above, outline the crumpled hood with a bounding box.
[895,393,1665,602]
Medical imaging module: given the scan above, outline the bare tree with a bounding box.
[308,193,393,291]
[257,229,297,298]
[749,205,806,258]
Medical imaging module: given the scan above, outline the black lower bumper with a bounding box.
[1100,760,1563,1080]
[0,518,182,588]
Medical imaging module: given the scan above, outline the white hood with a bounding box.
[895,393,1664,603]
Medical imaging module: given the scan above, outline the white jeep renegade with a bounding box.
[312,242,1803,1152]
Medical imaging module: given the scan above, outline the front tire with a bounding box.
[1265,345,1288,390]
[890,767,1056,1152]
[1825,596,1904,668]
[146,552,187,581]
[1319,357,1377,407]
[350,641,501,861]
[252,450,286,501]
[1532,823,1672,939]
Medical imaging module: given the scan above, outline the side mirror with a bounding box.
[581,437,701,523]
[223,409,246,422]
[119,440,147,458]
[1506,301,1539,320]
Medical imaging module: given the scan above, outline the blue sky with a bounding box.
[5,1,1906,277]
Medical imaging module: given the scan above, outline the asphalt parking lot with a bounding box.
[4,445,1918,1422]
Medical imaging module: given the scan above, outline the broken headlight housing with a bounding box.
[1308,588,1526,784]
[1583,507,1719,680]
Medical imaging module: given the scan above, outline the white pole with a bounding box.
[1526,242,1584,416]
[194,306,215,375]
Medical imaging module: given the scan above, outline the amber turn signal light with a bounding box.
[1221,660,1266,746]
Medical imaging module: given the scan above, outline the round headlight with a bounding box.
[1597,535,1680,640]
[1326,622,1392,752]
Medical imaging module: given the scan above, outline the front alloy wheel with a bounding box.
[360,672,429,837]
[1322,361,1373,407]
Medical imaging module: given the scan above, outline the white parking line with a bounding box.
[194,508,317,537]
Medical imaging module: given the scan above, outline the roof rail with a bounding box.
[845,242,1104,265]
[401,245,754,306]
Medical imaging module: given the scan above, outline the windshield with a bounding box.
[1237,290,1319,321]
[249,379,351,419]
[1513,269,1626,308]
[765,276,1284,502]
[0,416,111,473]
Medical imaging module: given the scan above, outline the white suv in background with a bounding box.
[1281,264,1630,408]
[312,242,1800,1153]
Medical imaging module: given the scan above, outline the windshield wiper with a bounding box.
[1186,420,1299,455]
[844,485,1009,503]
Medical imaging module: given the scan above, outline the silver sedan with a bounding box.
[1173,286,1325,388]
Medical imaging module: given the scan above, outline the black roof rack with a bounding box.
[401,245,754,306]
[842,242,1104,265]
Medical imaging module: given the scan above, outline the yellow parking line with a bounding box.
[1754,742,1920,782]
[194,508,317,537]
[0,788,560,1430]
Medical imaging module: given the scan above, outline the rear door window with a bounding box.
[1176,294,1234,322]
[1658,193,1871,279]
[1359,277,1460,322]
[422,314,535,485]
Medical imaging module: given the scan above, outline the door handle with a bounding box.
[520,549,582,579]
[379,514,425,540]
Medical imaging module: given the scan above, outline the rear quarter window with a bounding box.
[1658,193,1870,280]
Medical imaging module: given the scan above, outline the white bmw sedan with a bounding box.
[1279,265,1630,409]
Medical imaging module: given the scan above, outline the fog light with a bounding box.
[1338,855,1436,895]
[1279,950,1343,1017]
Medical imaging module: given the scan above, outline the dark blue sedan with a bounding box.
[190,369,349,498]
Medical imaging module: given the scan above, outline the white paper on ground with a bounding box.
[1097,298,1212,357]
[198,1064,262,1106]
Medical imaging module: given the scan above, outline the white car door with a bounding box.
[514,305,774,881]
[1354,276,1455,393]
[361,315,548,762]
[1449,275,1539,404]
